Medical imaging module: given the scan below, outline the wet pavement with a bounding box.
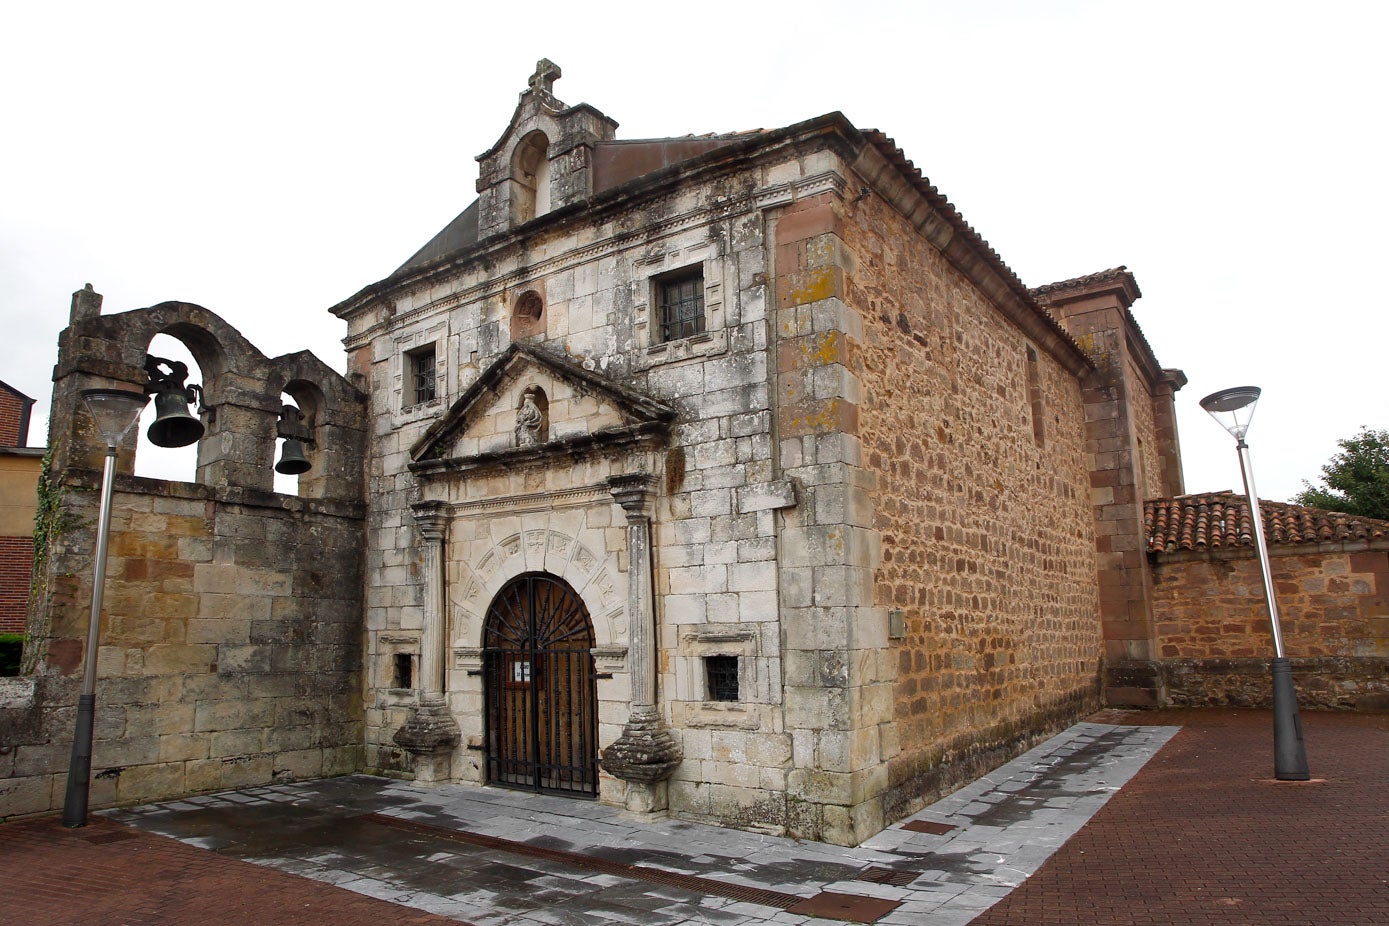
[101,721,1176,926]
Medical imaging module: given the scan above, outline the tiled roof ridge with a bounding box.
[1029,266,1135,298]
[596,129,769,144]
[1145,492,1389,553]
[860,129,1089,362]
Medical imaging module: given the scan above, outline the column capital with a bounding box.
[607,472,657,520]
[411,500,449,542]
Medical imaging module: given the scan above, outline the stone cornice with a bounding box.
[428,482,614,517]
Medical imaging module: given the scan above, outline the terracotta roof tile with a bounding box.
[1029,266,1139,299]
[1145,493,1389,553]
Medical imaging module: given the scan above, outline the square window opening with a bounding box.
[704,655,740,702]
[393,653,414,690]
[657,269,706,343]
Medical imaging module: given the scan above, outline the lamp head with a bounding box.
[1199,385,1261,442]
[80,388,150,449]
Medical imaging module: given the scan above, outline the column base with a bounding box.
[392,698,461,784]
[622,780,669,814]
[600,706,682,786]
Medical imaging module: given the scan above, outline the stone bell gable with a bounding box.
[409,343,676,471]
[473,59,620,241]
[2,288,367,819]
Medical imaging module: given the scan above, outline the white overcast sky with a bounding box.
[2,1,1385,501]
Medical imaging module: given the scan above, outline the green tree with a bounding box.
[1292,427,1389,520]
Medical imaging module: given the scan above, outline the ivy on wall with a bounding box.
[24,450,78,674]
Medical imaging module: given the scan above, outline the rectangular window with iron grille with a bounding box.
[658,270,705,343]
[705,655,739,702]
[409,345,437,406]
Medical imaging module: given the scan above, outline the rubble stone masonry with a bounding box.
[1150,544,1389,709]
[842,191,1101,823]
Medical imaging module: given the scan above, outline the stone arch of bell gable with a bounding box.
[56,301,282,489]
[452,524,629,655]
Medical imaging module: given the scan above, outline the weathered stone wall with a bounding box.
[1126,359,1164,503]
[842,189,1101,821]
[343,136,822,816]
[0,296,366,819]
[2,478,364,817]
[1150,544,1389,709]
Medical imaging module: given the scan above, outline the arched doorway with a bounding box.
[483,573,597,796]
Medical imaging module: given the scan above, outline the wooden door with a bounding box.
[483,573,597,796]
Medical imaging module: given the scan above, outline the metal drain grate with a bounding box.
[902,818,957,835]
[787,891,903,923]
[365,813,801,910]
[858,866,920,886]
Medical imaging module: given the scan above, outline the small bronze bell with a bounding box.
[144,354,206,448]
[274,403,313,476]
[275,438,311,475]
[146,388,204,448]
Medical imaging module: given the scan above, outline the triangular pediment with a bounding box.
[409,344,675,475]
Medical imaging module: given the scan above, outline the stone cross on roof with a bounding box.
[528,59,561,96]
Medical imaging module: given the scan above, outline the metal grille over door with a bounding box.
[484,573,597,796]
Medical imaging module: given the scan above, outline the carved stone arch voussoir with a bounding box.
[463,527,626,650]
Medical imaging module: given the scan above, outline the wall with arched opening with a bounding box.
[4,288,370,819]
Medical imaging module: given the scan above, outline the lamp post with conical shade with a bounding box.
[62,387,149,826]
[1199,385,1310,781]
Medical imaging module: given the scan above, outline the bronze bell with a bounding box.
[146,388,205,448]
[275,438,311,475]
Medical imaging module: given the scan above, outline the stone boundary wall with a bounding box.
[2,294,369,820]
[1142,542,1388,709]
[1,475,365,818]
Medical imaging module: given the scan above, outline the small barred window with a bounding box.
[659,271,705,343]
[705,655,739,702]
[409,345,437,406]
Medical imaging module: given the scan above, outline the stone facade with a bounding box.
[842,186,1101,826]
[329,64,1186,846]
[1,292,367,818]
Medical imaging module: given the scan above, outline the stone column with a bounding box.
[393,501,460,782]
[599,472,681,811]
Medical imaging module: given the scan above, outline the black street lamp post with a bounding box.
[1199,386,1310,781]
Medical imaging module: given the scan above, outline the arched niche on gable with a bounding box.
[511,130,551,225]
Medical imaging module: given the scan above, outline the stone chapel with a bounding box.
[10,59,1382,839]
[328,60,1187,846]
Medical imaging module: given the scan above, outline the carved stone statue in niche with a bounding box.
[515,386,546,446]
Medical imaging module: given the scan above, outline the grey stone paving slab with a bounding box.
[105,721,1176,925]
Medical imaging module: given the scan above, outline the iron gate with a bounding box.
[483,573,597,796]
